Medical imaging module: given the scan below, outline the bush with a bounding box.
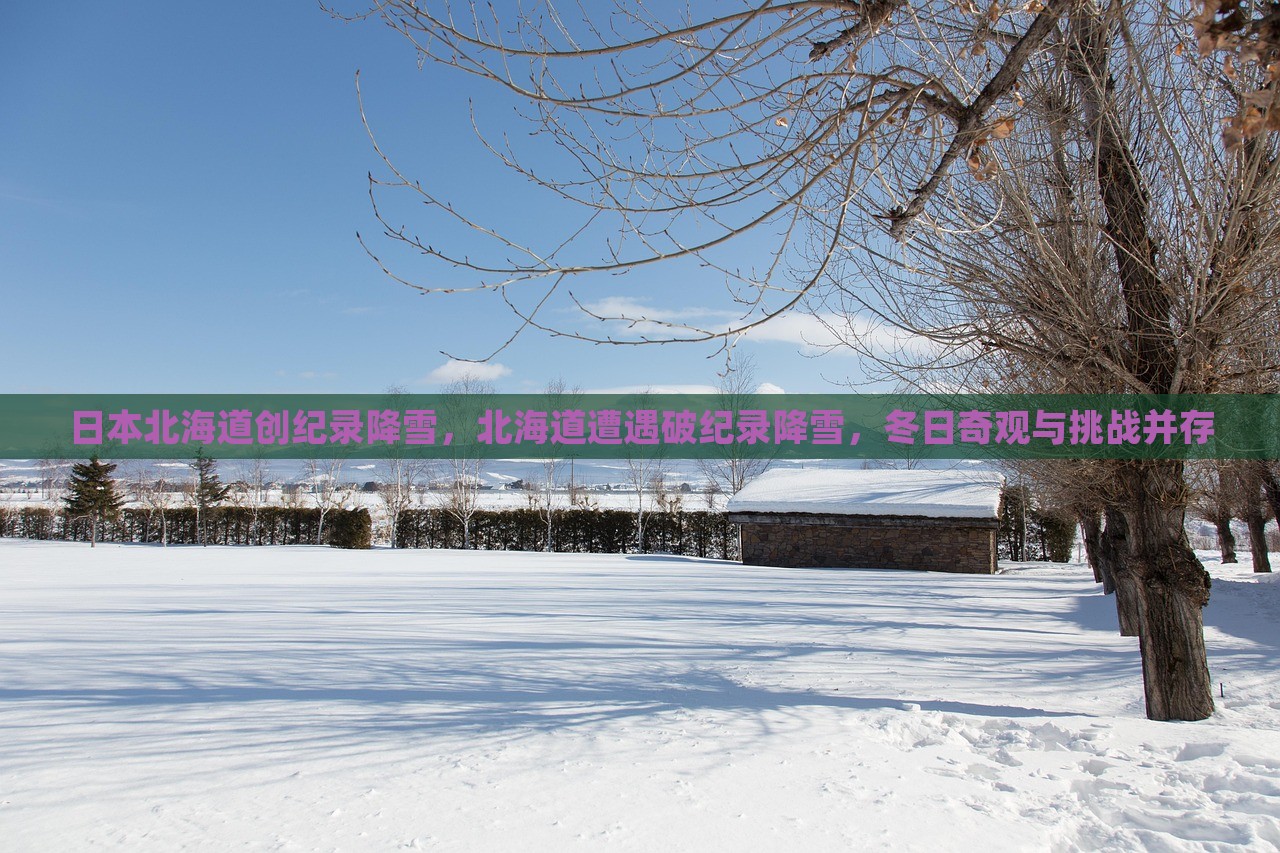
[1039,511,1076,563]
[2,502,737,559]
[19,507,58,540]
[998,485,1076,562]
[394,507,738,559]
[328,508,372,549]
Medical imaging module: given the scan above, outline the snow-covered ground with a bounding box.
[0,541,1276,851]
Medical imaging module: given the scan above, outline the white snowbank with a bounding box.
[0,541,1276,851]
[727,467,1004,518]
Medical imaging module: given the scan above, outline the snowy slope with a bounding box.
[0,541,1276,851]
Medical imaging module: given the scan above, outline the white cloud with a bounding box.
[582,296,661,318]
[740,311,936,358]
[575,297,732,338]
[424,359,512,385]
[578,295,936,359]
[737,312,847,349]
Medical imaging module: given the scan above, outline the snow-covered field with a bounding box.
[1,541,1277,851]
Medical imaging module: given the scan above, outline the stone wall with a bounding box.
[729,512,998,574]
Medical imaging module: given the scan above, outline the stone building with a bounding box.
[726,468,1004,574]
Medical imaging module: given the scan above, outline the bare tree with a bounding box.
[139,469,176,546]
[535,377,582,551]
[281,480,307,510]
[121,461,161,543]
[437,461,483,550]
[235,455,272,545]
[621,391,668,553]
[625,455,666,554]
[305,458,352,545]
[1187,460,1238,564]
[823,9,1280,722]
[37,445,69,503]
[121,462,149,507]
[566,461,588,509]
[697,355,773,496]
[343,1,1280,721]
[1236,461,1273,573]
[429,376,494,549]
[378,454,425,547]
[375,386,427,547]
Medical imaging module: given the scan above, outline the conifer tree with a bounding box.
[64,456,124,547]
[190,448,229,546]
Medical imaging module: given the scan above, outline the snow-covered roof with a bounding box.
[726,468,1004,519]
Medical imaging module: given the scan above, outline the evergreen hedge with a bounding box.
[0,504,737,559]
[0,505,368,547]
[395,507,739,559]
[329,508,373,549]
[997,486,1076,562]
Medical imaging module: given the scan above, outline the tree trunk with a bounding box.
[1112,568,1142,638]
[1099,507,1129,602]
[1104,509,1140,635]
[1245,509,1271,573]
[1078,508,1105,585]
[1214,512,1237,563]
[1118,462,1214,722]
[1004,488,1026,562]
[90,516,97,549]
[1258,466,1280,535]
[1067,9,1215,722]
[1253,466,1280,574]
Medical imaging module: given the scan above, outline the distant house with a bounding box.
[726,468,1004,574]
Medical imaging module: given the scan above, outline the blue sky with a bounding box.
[1,3,876,395]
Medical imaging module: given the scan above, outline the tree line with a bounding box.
[0,505,373,549]
[395,507,738,559]
[9,455,1078,564]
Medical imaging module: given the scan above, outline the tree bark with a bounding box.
[1245,508,1271,573]
[1118,462,1214,722]
[1100,507,1136,631]
[1253,465,1279,573]
[1214,512,1237,563]
[1258,465,1280,530]
[1079,508,1104,584]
